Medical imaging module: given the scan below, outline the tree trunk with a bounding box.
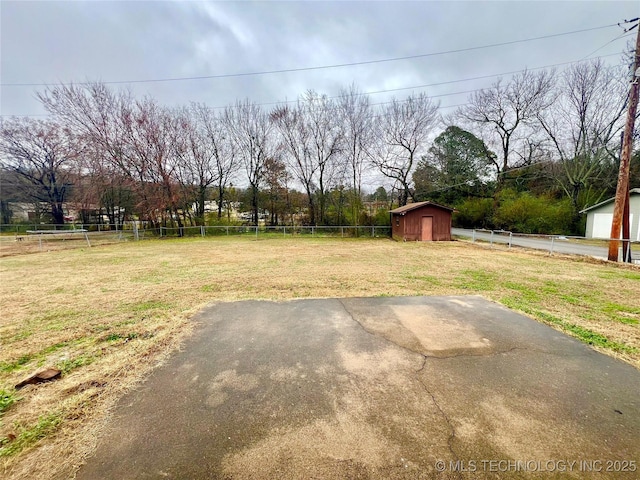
[197,185,207,225]
[51,202,65,225]
[217,185,224,219]
[251,184,259,225]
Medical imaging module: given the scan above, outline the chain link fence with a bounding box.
[454,228,639,264]
[158,225,390,238]
[0,223,391,257]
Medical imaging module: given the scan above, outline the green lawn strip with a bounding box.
[600,302,640,325]
[56,354,98,375]
[0,355,34,374]
[0,389,20,417]
[127,300,173,312]
[500,297,637,354]
[0,338,95,374]
[597,270,640,281]
[455,269,498,291]
[0,411,63,457]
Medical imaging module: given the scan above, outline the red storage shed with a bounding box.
[390,201,454,241]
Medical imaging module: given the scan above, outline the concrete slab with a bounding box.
[76,296,640,479]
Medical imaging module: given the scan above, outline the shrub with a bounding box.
[453,198,494,229]
[493,192,573,234]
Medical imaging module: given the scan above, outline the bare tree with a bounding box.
[458,70,555,178]
[70,142,133,226]
[337,84,373,223]
[271,91,342,224]
[122,97,184,228]
[537,60,627,214]
[173,104,238,224]
[38,83,131,174]
[263,155,291,225]
[0,117,79,224]
[302,91,343,224]
[371,93,439,206]
[225,100,274,224]
[132,100,184,225]
[271,102,318,224]
[39,83,187,227]
[193,104,238,220]
[38,83,154,222]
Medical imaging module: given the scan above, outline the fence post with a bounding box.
[134,222,139,241]
[201,225,205,237]
[472,229,476,242]
[550,236,554,256]
[256,226,258,238]
[509,232,512,248]
[490,230,494,246]
[625,239,631,263]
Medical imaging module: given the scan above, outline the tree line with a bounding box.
[0,59,638,234]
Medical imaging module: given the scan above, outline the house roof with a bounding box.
[579,188,640,214]
[389,201,455,215]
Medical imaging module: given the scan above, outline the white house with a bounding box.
[580,188,640,241]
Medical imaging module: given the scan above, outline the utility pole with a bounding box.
[608,19,640,261]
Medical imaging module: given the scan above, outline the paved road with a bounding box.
[76,296,640,479]
[452,228,633,260]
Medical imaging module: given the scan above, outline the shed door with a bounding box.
[421,216,433,241]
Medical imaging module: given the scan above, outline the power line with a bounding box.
[423,160,556,194]
[0,23,621,87]
[579,30,636,61]
[205,52,621,110]
[0,53,626,118]
[348,53,623,96]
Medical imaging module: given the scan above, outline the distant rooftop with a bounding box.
[579,188,640,214]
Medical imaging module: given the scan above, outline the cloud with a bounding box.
[1,0,638,117]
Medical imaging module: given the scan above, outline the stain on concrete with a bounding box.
[392,304,492,354]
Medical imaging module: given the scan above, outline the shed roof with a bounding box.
[579,188,640,214]
[389,201,454,215]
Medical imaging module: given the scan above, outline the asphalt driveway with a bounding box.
[76,296,640,479]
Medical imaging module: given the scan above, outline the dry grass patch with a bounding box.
[0,236,638,479]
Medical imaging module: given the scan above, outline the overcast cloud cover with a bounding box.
[1,0,639,118]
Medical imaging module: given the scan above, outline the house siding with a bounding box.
[584,193,640,241]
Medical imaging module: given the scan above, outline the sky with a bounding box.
[1,0,639,120]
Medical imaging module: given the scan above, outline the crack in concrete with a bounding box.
[336,299,550,361]
[416,356,463,480]
[336,299,425,360]
[337,299,464,476]
[336,300,590,362]
[336,299,595,479]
